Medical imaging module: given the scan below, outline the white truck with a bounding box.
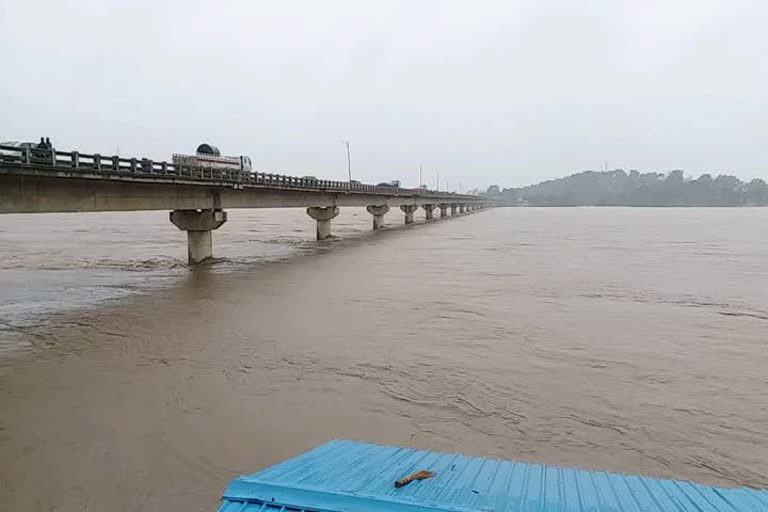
[172,143,252,173]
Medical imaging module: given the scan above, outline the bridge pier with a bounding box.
[439,204,448,218]
[366,205,389,230]
[422,204,436,220]
[459,204,466,214]
[170,209,227,265]
[450,204,458,216]
[400,204,418,224]
[306,206,339,240]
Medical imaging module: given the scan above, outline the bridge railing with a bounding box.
[0,144,469,198]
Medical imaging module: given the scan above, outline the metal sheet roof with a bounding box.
[219,439,768,512]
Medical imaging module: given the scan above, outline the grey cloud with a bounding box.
[1,0,766,189]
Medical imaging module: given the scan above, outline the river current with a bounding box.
[1,207,766,511]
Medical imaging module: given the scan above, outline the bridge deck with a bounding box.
[219,440,767,512]
[0,159,480,213]
[0,144,479,210]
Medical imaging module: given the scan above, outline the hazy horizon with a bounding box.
[2,0,766,190]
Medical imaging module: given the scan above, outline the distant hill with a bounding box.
[489,170,768,206]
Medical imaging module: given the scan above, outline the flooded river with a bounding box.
[1,207,767,511]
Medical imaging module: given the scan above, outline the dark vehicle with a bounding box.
[376,180,401,188]
[0,140,51,161]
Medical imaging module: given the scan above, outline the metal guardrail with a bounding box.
[0,144,468,198]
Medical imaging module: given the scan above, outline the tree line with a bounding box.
[485,170,768,206]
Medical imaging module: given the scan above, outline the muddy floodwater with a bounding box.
[1,207,766,511]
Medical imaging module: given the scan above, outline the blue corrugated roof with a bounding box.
[219,439,768,512]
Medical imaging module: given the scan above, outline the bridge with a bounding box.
[0,144,489,264]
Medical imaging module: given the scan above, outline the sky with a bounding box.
[1,0,766,190]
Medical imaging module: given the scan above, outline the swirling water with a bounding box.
[1,207,766,511]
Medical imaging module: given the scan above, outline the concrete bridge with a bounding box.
[0,144,489,264]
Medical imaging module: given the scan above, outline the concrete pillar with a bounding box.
[439,204,448,218]
[450,204,458,215]
[170,209,227,265]
[400,204,418,224]
[306,206,340,240]
[422,204,436,220]
[366,205,389,230]
[460,204,466,214]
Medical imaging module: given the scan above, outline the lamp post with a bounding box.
[342,140,352,190]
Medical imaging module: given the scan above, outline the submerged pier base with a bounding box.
[170,209,227,265]
[400,204,418,224]
[306,206,339,240]
[366,205,389,230]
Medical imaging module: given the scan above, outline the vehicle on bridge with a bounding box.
[0,139,52,162]
[376,180,401,188]
[172,143,252,173]
[0,141,35,161]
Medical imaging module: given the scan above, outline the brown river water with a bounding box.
[0,207,767,511]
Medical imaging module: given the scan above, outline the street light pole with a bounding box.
[342,140,352,190]
[419,165,423,189]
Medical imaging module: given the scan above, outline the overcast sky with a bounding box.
[1,0,766,189]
